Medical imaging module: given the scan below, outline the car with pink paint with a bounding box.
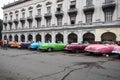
[84,44,115,55]
[64,43,89,53]
[112,45,120,57]
[7,41,14,47]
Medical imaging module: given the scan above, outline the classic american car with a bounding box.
[64,43,89,53]
[84,44,115,55]
[0,40,3,45]
[10,41,20,48]
[0,40,3,47]
[112,45,120,56]
[38,43,66,51]
[28,42,42,49]
[7,41,13,47]
[18,42,30,49]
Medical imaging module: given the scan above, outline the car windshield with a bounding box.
[102,41,113,45]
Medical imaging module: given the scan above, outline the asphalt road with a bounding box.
[0,48,120,80]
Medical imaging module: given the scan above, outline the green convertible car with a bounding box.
[38,43,66,51]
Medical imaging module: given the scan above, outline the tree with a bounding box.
[0,19,3,40]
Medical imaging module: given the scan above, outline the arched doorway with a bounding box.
[45,34,51,43]
[83,33,95,43]
[21,34,25,42]
[4,35,7,40]
[68,33,77,43]
[101,32,116,42]
[9,35,12,41]
[36,34,41,42]
[14,34,18,42]
[55,33,63,43]
[28,34,33,41]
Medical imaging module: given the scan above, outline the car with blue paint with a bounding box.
[28,42,42,50]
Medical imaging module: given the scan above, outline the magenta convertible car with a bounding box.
[64,43,89,53]
[85,44,115,56]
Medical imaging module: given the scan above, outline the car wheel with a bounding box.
[28,46,30,50]
[118,54,120,59]
[48,48,53,52]
[103,54,109,57]
[75,49,80,53]
[37,48,40,51]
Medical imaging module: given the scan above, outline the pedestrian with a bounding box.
[3,39,8,50]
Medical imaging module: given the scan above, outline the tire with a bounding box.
[103,54,109,57]
[48,48,53,52]
[75,49,80,53]
[37,48,40,51]
[118,54,120,59]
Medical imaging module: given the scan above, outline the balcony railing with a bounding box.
[20,18,25,22]
[27,16,33,21]
[102,0,116,10]
[83,5,94,12]
[3,21,7,25]
[8,20,12,24]
[14,19,19,23]
[57,0,63,3]
[35,15,42,20]
[55,10,64,17]
[68,8,77,15]
[2,20,120,33]
[44,13,52,19]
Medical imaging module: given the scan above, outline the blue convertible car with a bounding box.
[28,42,42,49]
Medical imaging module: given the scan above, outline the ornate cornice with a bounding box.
[2,0,31,9]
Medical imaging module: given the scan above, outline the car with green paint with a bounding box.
[38,43,66,51]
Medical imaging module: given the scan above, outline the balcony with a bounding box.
[55,10,64,17]
[102,0,116,11]
[57,0,63,3]
[83,5,94,13]
[35,15,42,20]
[20,18,25,23]
[2,20,120,33]
[68,8,78,15]
[14,19,19,23]
[44,13,52,19]
[8,20,12,25]
[27,16,33,21]
[3,21,7,25]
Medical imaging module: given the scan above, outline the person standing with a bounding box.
[3,39,8,50]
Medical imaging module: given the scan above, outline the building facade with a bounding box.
[2,0,120,43]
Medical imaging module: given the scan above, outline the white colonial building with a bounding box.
[2,0,120,43]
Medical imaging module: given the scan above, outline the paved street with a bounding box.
[0,48,120,80]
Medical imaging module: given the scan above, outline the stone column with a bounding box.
[117,0,120,20]
[63,31,68,43]
[18,33,21,42]
[52,32,55,43]
[78,30,83,43]
[2,34,4,40]
[25,33,28,42]
[32,32,36,42]
[12,34,15,42]
[41,32,45,43]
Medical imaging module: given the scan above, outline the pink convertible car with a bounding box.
[85,44,115,55]
[112,45,120,57]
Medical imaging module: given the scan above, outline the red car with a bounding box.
[0,40,3,46]
[64,43,89,53]
[85,44,115,56]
